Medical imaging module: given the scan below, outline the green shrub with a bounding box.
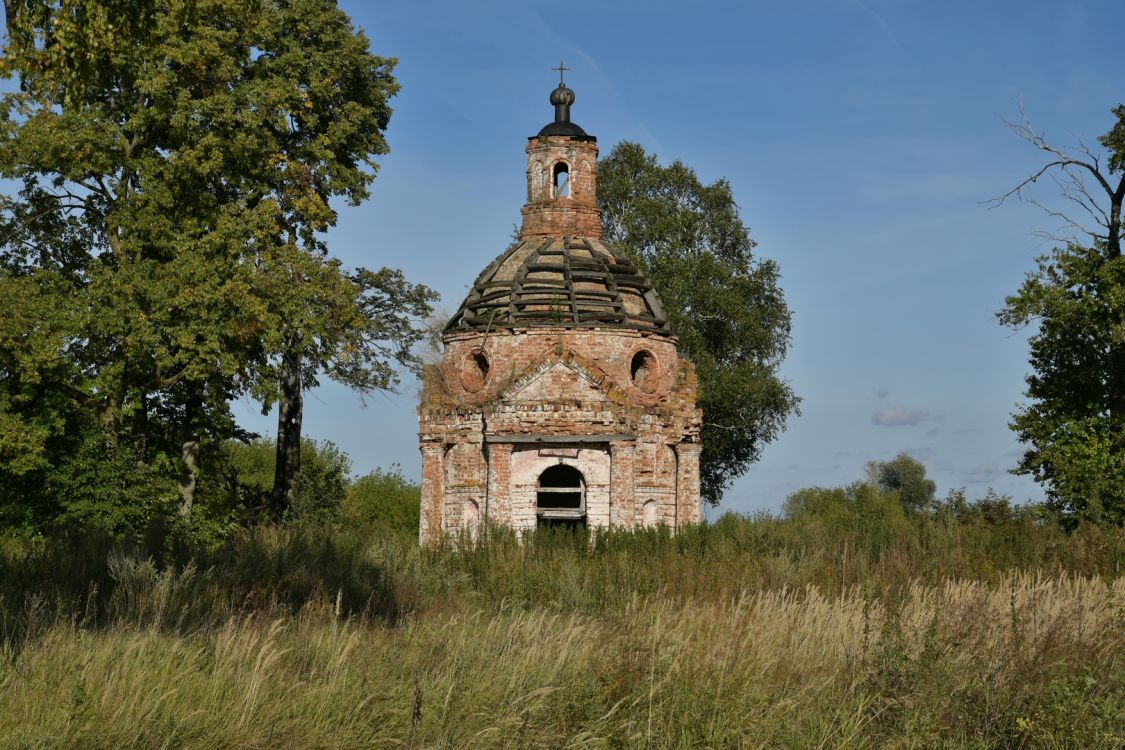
[0,416,179,538]
[216,437,351,522]
[341,465,420,537]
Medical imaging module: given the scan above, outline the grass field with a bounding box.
[1,514,1123,748]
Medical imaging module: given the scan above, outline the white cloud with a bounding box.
[872,407,931,426]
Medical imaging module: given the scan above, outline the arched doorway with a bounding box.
[536,464,586,530]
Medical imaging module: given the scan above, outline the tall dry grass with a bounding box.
[1,516,1123,747]
[2,574,1121,748]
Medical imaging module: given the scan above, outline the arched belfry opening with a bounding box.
[552,161,570,198]
[536,464,586,529]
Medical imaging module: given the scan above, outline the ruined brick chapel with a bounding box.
[417,73,702,544]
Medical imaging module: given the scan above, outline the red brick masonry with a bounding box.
[417,123,702,544]
[418,328,702,543]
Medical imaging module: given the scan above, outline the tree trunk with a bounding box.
[179,438,201,518]
[178,390,202,518]
[1108,180,1122,259]
[1108,183,1125,438]
[134,388,149,464]
[271,348,303,521]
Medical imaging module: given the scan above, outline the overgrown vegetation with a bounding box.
[1,493,1122,748]
[0,2,1122,745]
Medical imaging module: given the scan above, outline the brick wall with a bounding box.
[419,326,702,543]
[510,448,611,532]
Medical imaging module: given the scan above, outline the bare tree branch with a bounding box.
[1047,172,1110,238]
[991,104,1124,260]
[1026,198,1096,243]
[1056,170,1110,228]
[986,158,1074,208]
[1074,135,1103,170]
[991,104,1118,204]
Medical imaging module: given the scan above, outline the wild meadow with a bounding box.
[1,503,1122,749]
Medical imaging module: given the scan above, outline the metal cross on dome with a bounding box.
[553,60,571,85]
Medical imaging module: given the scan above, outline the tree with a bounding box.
[205,1,435,519]
[597,142,799,504]
[1,0,270,520]
[867,452,935,515]
[781,481,910,553]
[995,105,1125,524]
[220,436,351,521]
[255,254,434,521]
[0,0,432,531]
[342,464,420,536]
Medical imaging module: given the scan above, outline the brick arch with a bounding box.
[509,448,611,532]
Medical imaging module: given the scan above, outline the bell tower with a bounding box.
[520,65,602,239]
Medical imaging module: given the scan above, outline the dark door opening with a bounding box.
[536,464,586,530]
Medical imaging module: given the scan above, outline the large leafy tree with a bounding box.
[1,0,265,522]
[867,452,935,515]
[0,0,432,529]
[597,142,799,504]
[219,3,435,518]
[996,105,1125,524]
[254,252,434,519]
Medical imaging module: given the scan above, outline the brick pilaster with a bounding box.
[609,441,636,528]
[419,443,445,545]
[674,442,702,529]
[486,442,513,525]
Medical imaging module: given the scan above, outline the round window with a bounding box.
[460,348,490,392]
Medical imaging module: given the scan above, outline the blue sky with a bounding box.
[227,0,1122,513]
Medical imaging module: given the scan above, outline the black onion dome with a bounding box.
[538,82,589,138]
[444,237,670,333]
[549,83,575,106]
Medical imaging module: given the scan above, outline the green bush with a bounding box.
[341,465,419,537]
[215,437,351,522]
[781,481,911,556]
[0,415,179,538]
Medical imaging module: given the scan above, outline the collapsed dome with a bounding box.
[444,236,670,333]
